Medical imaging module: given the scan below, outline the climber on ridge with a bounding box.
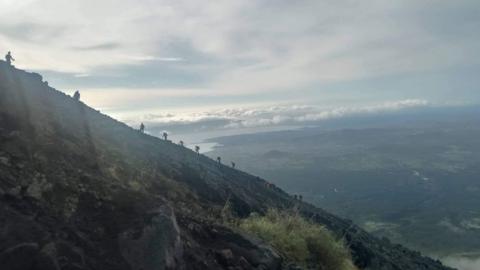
[73,90,80,101]
[139,123,145,133]
[5,51,15,66]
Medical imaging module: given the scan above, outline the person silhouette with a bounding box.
[139,123,145,133]
[5,51,15,66]
[73,90,80,101]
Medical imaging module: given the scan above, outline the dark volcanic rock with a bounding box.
[0,60,454,270]
[0,243,58,270]
[118,206,183,270]
[179,217,282,269]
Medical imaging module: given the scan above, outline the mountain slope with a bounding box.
[0,61,452,270]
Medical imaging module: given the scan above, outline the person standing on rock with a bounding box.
[5,51,15,66]
[140,123,145,133]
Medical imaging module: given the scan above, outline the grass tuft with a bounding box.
[239,208,357,270]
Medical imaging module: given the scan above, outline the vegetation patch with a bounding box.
[239,208,357,270]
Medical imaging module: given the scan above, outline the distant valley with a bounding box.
[205,107,480,269]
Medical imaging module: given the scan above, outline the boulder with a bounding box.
[118,205,183,270]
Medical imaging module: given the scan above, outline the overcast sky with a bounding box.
[1,0,479,133]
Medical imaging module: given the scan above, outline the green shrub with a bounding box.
[239,208,357,270]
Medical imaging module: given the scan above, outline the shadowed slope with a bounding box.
[0,61,452,270]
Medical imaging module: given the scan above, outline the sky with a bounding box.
[1,0,479,138]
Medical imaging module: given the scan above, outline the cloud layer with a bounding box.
[133,99,430,136]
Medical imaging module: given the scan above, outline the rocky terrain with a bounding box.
[0,61,453,269]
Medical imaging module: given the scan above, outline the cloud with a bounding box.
[73,42,121,51]
[293,99,429,122]
[127,56,184,62]
[0,22,66,45]
[222,99,429,128]
[1,1,479,83]
[127,99,430,132]
[0,0,478,113]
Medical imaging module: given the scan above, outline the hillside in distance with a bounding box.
[206,107,480,267]
[0,61,453,270]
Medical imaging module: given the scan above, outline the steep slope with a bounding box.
[0,61,453,270]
